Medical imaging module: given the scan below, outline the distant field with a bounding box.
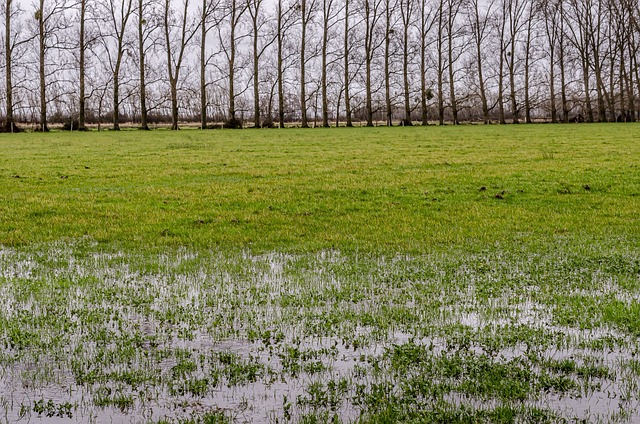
[1,125,639,423]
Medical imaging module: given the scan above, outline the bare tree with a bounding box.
[299,0,318,127]
[565,0,595,122]
[34,0,71,131]
[398,0,414,125]
[78,0,87,130]
[542,0,559,122]
[217,0,247,127]
[247,0,274,127]
[320,0,339,127]
[503,0,528,124]
[383,0,397,126]
[342,0,354,126]
[138,0,160,130]
[363,0,384,126]
[436,0,445,124]
[445,0,464,125]
[96,0,134,130]
[4,0,28,131]
[416,0,435,125]
[468,0,495,124]
[163,0,198,129]
[523,0,536,123]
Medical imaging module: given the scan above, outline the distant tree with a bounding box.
[247,0,274,127]
[398,0,415,126]
[383,0,397,126]
[416,0,436,125]
[217,0,247,126]
[198,0,220,129]
[522,0,536,123]
[342,0,354,126]
[299,0,318,128]
[542,0,560,123]
[467,0,495,124]
[138,0,161,130]
[445,0,464,125]
[320,0,339,127]
[4,0,27,132]
[78,0,88,130]
[162,0,198,129]
[363,0,384,126]
[95,0,134,130]
[565,0,595,122]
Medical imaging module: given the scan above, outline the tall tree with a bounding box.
[138,0,159,130]
[496,0,508,124]
[163,0,198,129]
[566,0,595,122]
[199,0,219,129]
[445,0,464,125]
[416,0,435,125]
[363,0,384,126]
[78,0,87,130]
[398,0,413,126]
[522,0,535,123]
[219,0,246,126]
[247,0,273,127]
[342,0,353,126]
[4,0,23,132]
[383,0,397,126]
[468,0,495,124]
[299,0,317,128]
[97,0,134,130]
[542,0,559,123]
[504,0,528,124]
[436,0,445,124]
[320,0,338,127]
[558,0,568,122]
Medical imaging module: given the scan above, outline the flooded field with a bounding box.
[1,240,639,423]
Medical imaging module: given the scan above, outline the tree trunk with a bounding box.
[582,56,594,122]
[277,0,285,127]
[384,0,392,126]
[447,2,458,125]
[4,0,16,132]
[251,4,261,128]
[437,0,444,125]
[472,0,489,124]
[228,0,237,124]
[79,0,87,130]
[321,0,330,127]
[113,56,121,130]
[344,0,352,126]
[401,0,412,125]
[420,0,428,125]
[523,5,533,124]
[559,3,568,122]
[139,0,150,130]
[38,0,49,132]
[364,0,374,126]
[300,0,308,128]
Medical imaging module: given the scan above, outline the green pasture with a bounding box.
[1,124,639,252]
[0,124,639,423]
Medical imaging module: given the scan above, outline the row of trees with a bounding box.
[2,0,640,131]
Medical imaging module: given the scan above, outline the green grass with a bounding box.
[1,124,640,423]
[1,124,638,253]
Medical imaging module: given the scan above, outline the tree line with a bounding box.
[2,0,639,131]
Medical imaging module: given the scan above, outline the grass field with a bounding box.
[0,124,639,422]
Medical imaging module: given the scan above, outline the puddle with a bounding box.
[1,245,639,422]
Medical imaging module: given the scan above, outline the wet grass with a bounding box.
[0,124,639,422]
